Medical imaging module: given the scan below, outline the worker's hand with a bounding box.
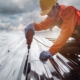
[24,23,35,39]
[39,51,53,61]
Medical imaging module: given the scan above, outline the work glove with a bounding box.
[39,51,53,62]
[24,23,35,39]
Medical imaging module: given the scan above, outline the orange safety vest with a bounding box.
[54,5,80,26]
[52,5,80,39]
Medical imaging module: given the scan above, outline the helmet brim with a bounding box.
[40,0,57,16]
[40,7,52,16]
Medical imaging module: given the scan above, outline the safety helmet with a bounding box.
[40,0,57,16]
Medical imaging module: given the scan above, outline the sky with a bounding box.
[0,0,80,31]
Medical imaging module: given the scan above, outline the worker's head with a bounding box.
[40,0,60,18]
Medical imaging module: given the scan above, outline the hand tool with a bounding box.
[23,30,33,80]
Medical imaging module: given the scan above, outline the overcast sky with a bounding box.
[0,0,80,31]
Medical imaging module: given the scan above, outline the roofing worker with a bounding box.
[25,0,80,61]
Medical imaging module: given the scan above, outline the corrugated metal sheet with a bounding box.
[0,32,80,80]
[0,32,27,80]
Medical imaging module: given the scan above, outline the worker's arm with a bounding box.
[49,7,78,55]
[33,17,56,31]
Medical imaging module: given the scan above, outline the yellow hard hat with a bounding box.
[40,0,57,16]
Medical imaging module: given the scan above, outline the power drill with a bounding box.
[23,29,33,76]
[27,29,33,52]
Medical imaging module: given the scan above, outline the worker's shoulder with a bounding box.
[59,5,76,14]
[60,4,76,9]
[64,5,76,11]
[61,5,76,16]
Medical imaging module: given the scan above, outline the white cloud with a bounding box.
[0,0,39,14]
[0,0,80,31]
[0,19,25,31]
[19,17,23,23]
[0,20,11,30]
[58,0,80,9]
[17,24,25,31]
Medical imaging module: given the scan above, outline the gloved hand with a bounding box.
[24,23,35,39]
[39,51,53,61]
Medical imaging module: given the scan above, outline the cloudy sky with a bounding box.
[0,0,80,31]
